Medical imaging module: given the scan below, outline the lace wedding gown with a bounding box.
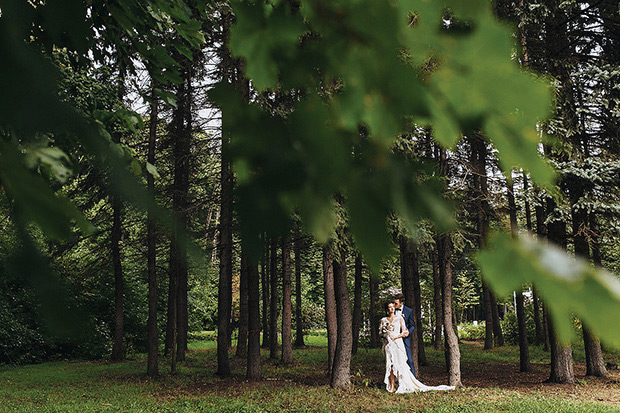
[380,315,455,393]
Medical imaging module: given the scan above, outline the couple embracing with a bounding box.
[379,293,454,393]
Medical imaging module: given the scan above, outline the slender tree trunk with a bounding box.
[571,190,606,377]
[547,315,575,384]
[281,237,293,364]
[508,177,530,371]
[542,302,550,351]
[490,291,504,347]
[110,195,124,361]
[438,235,462,387]
[482,283,494,350]
[412,243,427,366]
[432,243,443,350]
[331,257,353,389]
[369,270,379,349]
[236,254,249,357]
[323,246,337,375]
[146,84,159,377]
[400,236,418,373]
[534,201,548,347]
[269,238,279,359]
[546,198,575,383]
[246,259,261,378]
[351,254,362,355]
[261,242,269,348]
[294,235,305,347]
[216,91,234,377]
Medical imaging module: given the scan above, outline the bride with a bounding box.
[380,302,455,393]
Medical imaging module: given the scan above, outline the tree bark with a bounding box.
[246,259,262,378]
[490,290,504,347]
[508,177,530,371]
[482,283,494,350]
[146,84,158,377]
[236,254,249,357]
[294,235,305,347]
[432,243,443,350]
[438,234,462,387]
[281,237,293,364]
[269,238,279,359]
[331,257,353,389]
[369,270,379,349]
[412,243,427,366]
[216,92,234,377]
[110,195,124,361]
[583,325,607,377]
[351,254,362,355]
[399,236,418,373]
[261,242,269,348]
[323,246,338,374]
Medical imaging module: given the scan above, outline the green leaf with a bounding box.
[146,162,160,179]
[478,232,620,347]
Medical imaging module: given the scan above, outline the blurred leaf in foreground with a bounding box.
[478,232,620,347]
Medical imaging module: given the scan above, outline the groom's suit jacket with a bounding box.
[400,305,416,377]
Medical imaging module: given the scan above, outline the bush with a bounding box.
[188,330,217,341]
[458,322,486,340]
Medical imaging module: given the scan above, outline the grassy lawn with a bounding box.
[1,336,620,412]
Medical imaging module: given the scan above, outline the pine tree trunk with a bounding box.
[432,243,443,350]
[482,283,494,350]
[438,235,462,387]
[323,246,338,375]
[294,235,305,347]
[269,238,279,359]
[146,85,159,377]
[546,198,575,383]
[331,257,353,389]
[351,254,362,355]
[369,271,379,349]
[236,254,249,358]
[281,237,293,364]
[110,195,124,361]
[261,242,269,348]
[532,287,544,346]
[583,325,607,377]
[400,236,418,373]
[412,243,427,366]
[508,177,530,371]
[490,290,504,347]
[216,94,234,377]
[246,259,261,378]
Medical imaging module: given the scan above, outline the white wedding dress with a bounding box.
[380,315,455,393]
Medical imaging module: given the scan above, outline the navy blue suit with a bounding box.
[398,305,416,377]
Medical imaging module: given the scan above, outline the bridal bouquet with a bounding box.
[379,319,394,338]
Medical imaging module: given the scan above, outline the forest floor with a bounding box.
[2,335,620,412]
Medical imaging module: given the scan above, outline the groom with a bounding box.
[393,293,416,377]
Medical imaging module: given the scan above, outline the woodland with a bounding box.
[1,0,620,411]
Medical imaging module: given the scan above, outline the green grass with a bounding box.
[1,336,619,412]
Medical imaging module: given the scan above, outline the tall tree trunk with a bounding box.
[236,254,249,357]
[546,198,575,383]
[412,243,427,366]
[294,235,305,347]
[432,243,443,350]
[351,254,362,355]
[547,314,575,384]
[508,177,530,372]
[571,189,606,377]
[399,236,418,373]
[246,259,261,378]
[323,246,338,375]
[110,195,124,361]
[281,237,293,364]
[146,84,159,377]
[269,238,279,359]
[261,242,269,348]
[482,284,494,350]
[534,201,549,348]
[216,84,234,377]
[331,257,353,389]
[369,270,379,349]
[438,234,462,387]
[490,291,504,347]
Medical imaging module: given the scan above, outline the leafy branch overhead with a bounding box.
[222,0,554,267]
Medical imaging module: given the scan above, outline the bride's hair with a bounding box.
[384,301,394,312]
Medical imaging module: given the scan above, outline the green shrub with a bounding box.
[458,322,486,340]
